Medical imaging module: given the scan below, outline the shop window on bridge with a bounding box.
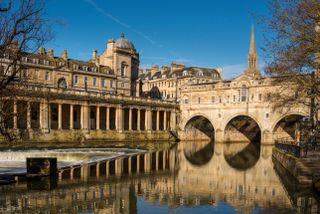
[240,85,248,102]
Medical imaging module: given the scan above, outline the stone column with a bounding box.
[58,103,62,129]
[144,154,150,173]
[164,111,167,131]
[27,102,31,129]
[106,161,110,177]
[13,100,17,129]
[70,168,74,180]
[70,104,74,130]
[171,111,176,131]
[96,106,100,130]
[116,106,123,131]
[82,104,89,131]
[156,111,160,131]
[129,108,132,131]
[155,151,159,171]
[96,162,100,177]
[40,102,49,132]
[106,107,110,130]
[137,109,141,131]
[80,105,83,129]
[146,109,152,131]
[163,151,167,170]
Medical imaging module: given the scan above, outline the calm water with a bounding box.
[0,141,319,214]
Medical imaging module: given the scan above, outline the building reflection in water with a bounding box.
[0,141,318,213]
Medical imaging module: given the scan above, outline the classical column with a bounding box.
[96,106,100,130]
[115,158,122,176]
[80,105,83,129]
[164,111,167,131]
[129,108,132,131]
[58,103,62,129]
[96,162,100,177]
[156,111,160,131]
[163,151,167,170]
[70,168,74,180]
[70,104,74,130]
[27,102,31,129]
[144,154,150,173]
[137,109,141,131]
[13,100,17,129]
[106,107,110,130]
[106,161,110,177]
[82,104,89,131]
[40,102,49,132]
[116,106,123,131]
[155,151,159,171]
[146,109,152,131]
[171,111,176,131]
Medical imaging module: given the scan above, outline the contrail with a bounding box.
[83,0,156,45]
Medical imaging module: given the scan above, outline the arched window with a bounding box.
[121,62,127,77]
[57,77,67,89]
[240,85,248,102]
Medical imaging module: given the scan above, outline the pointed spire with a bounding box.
[249,24,256,56]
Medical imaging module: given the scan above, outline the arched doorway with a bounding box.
[184,116,215,140]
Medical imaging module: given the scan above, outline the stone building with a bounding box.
[137,62,222,102]
[179,25,309,143]
[0,34,178,142]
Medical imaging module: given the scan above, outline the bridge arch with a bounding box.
[224,114,262,143]
[183,114,215,140]
[272,113,307,141]
[183,141,214,167]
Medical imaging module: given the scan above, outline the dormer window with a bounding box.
[197,70,203,76]
[44,60,49,66]
[33,58,39,64]
[22,57,27,63]
[73,64,78,70]
[58,61,63,67]
[183,70,188,76]
[83,66,88,71]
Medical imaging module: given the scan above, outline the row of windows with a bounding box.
[73,64,97,72]
[183,93,270,104]
[22,57,50,66]
[73,75,113,88]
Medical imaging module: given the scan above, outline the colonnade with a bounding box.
[4,99,177,132]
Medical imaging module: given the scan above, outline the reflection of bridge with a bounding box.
[2,141,315,213]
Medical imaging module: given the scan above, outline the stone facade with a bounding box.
[0,34,178,142]
[179,25,309,143]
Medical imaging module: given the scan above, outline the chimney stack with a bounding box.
[61,50,68,61]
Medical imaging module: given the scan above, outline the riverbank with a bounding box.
[272,147,320,192]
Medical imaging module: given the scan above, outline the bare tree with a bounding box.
[0,0,51,141]
[261,0,320,138]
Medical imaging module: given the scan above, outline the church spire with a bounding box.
[246,24,260,77]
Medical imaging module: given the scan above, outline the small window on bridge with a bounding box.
[240,85,248,102]
[211,96,214,103]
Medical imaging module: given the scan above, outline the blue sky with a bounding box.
[45,0,269,79]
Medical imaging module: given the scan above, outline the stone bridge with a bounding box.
[178,74,309,144]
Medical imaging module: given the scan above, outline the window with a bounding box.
[58,61,63,67]
[211,96,215,103]
[183,70,188,76]
[45,71,50,81]
[240,85,248,102]
[184,98,189,104]
[73,64,78,70]
[121,62,127,77]
[110,80,113,88]
[22,57,27,63]
[74,75,79,84]
[33,58,39,64]
[233,95,236,102]
[84,76,88,84]
[93,77,97,86]
[198,97,201,104]
[219,96,222,103]
[44,60,49,66]
[101,79,106,87]
[259,94,262,101]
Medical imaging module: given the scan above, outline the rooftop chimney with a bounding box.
[61,50,68,60]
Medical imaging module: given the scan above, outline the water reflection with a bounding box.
[0,141,318,213]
